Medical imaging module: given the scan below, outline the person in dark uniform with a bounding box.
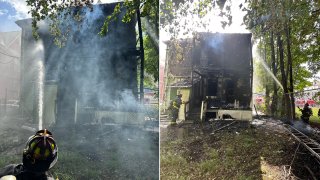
[169,94,182,124]
[298,103,313,124]
[0,129,58,180]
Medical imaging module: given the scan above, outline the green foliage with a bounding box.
[99,3,121,36]
[253,61,266,93]
[144,34,159,83]
[314,92,320,104]
[143,73,157,89]
[26,0,158,43]
[26,0,93,42]
[243,0,319,74]
[160,0,232,38]
[26,0,159,86]
[98,0,149,36]
[244,0,319,116]
[137,33,158,89]
[293,67,312,90]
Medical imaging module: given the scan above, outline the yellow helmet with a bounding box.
[22,129,58,172]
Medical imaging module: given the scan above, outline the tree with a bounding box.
[143,34,159,88]
[269,31,278,116]
[25,0,159,87]
[160,0,232,39]
[26,0,157,40]
[243,0,319,119]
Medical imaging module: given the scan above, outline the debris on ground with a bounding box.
[161,118,320,179]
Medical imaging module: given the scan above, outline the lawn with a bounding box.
[160,121,299,179]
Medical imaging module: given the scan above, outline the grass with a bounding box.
[51,149,105,179]
[295,107,320,123]
[52,130,158,180]
[161,124,295,179]
[0,127,159,180]
[0,155,20,168]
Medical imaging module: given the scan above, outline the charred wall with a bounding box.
[167,33,253,110]
[196,33,253,109]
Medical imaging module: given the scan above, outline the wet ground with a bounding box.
[160,118,320,179]
[54,125,159,179]
[0,120,159,180]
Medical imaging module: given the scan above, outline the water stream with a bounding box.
[38,60,44,130]
[257,56,284,91]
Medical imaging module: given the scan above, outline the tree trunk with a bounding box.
[270,31,278,116]
[286,21,295,119]
[281,95,285,117]
[264,37,271,115]
[137,9,145,103]
[277,33,291,119]
[265,84,270,115]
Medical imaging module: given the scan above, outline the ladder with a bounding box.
[285,125,320,161]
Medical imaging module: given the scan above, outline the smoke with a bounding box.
[142,18,159,46]
[13,2,146,128]
[207,33,223,51]
[37,4,140,117]
[260,14,271,22]
[291,120,313,135]
[10,3,159,178]
[255,14,271,25]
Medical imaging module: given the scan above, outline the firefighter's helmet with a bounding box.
[23,129,58,172]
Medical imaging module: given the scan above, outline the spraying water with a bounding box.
[259,59,284,90]
[142,18,159,45]
[32,41,45,130]
[38,60,44,130]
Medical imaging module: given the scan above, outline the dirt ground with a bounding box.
[160,119,320,179]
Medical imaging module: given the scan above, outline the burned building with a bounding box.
[166,33,253,120]
[16,3,140,127]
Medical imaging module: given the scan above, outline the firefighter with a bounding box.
[298,103,313,124]
[318,108,320,118]
[169,94,182,124]
[0,129,58,180]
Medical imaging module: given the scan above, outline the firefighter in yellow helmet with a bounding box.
[169,94,182,124]
[0,129,58,180]
[298,103,313,124]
